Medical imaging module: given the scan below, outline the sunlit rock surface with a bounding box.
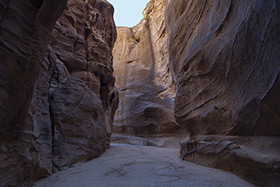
[113,0,178,135]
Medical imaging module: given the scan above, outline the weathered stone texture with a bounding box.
[0,0,66,135]
[180,136,280,186]
[166,0,280,136]
[30,0,118,171]
[0,0,117,186]
[112,0,280,185]
[113,0,177,135]
[0,0,66,186]
[165,0,280,185]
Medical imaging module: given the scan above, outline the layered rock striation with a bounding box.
[27,0,118,171]
[112,0,280,185]
[165,0,280,185]
[0,0,66,185]
[0,0,117,186]
[0,0,66,136]
[113,0,178,135]
[166,0,280,137]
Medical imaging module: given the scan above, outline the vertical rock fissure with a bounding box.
[30,0,43,9]
[48,68,57,172]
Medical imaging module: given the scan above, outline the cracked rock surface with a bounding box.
[34,144,253,187]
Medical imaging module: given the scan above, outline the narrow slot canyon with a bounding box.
[0,0,279,186]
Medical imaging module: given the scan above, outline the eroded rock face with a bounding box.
[165,0,280,185]
[0,0,117,185]
[112,0,279,185]
[166,0,280,137]
[29,0,118,171]
[180,136,280,186]
[113,0,178,135]
[0,0,66,136]
[0,0,66,186]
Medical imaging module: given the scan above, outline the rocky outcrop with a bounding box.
[0,0,117,186]
[27,0,118,172]
[180,136,280,186]
[165,0,280,185]
[113,0,178,135]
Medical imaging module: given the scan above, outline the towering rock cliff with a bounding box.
[166,0,280,186]
[1,0,279,185]
[0,0,66,185]
[112,0,280,185]
[26,0,118,172]
[113,0,178,135]
[0,0,66,136]
[166,0,280,137]
[0,0,117,186]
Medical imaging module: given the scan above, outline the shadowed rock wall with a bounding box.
[165,0,280,185]
[26,0,118,171]
[166,0,280,137]
[0,0,118,186]
[0,0,66,136]
[0,0,66,185]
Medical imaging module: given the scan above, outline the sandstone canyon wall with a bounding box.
[0,0,117,186]
[166,0,280,137]
[113,0,178,135]
[0,0,66,136]
[166,0,280,186]
[112,0,280,185]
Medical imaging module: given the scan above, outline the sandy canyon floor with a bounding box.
[34,143,253,187]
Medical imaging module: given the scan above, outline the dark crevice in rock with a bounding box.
[48,70,56,173]
[30,0,43,9]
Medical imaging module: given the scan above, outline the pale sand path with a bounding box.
[34,143,253,187]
